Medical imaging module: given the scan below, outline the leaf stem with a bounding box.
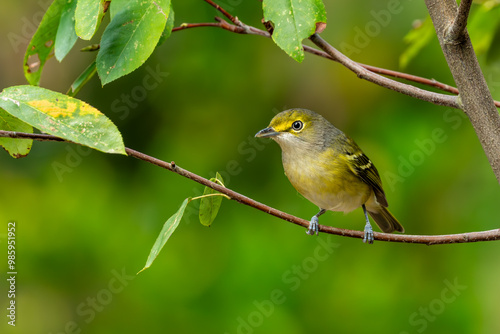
[192,193,231,201]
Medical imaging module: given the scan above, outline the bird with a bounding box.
[255,108,404,243]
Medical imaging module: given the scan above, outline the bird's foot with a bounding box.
[306,216,319,236]
[363,223,374,244]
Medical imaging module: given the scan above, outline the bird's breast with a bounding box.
[282,148,371,213]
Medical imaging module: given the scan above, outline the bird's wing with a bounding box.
[343,138,389,207]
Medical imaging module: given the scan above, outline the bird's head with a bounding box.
[255,108,338,152]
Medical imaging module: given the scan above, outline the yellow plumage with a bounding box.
[284,147,371,213]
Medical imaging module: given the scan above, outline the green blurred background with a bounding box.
[2,1,500,333]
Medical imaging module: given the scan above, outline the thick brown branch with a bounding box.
[1,130,499,246]
[445,0,473,43]
[426,0,500,184]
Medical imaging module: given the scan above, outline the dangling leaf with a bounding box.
[0,85,125,154]
[199,172,224,227]
[24,0,66,85]
[55,0,79,61]
[262,0,326,62]
[138,198,189,274]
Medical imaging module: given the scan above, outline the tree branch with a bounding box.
[445,0,473,43]
[173,9,456,108]
[308,33,460,108]
[426,0,500,184]
[2,130,499,246]
[204,0,238,24]
[171,21,500,108]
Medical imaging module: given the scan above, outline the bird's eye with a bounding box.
[291,120,303,131]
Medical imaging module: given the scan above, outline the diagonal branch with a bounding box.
[308,33,460,108]
[2,130,499,246]
[445,0,473,43]
[202,0,458,108]
[204,0,238,24]
[173,9,461,108]
[172,21,500,108]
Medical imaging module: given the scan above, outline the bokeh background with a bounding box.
[1,1,500,333]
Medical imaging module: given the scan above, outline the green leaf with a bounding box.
[0,109,33,158]
[67,61,97,97]
[157,3,175,47]
[399,17,434,69]
[24,0,66,85]
[0,85,125,154]
[262,0,326,62]
[55,0,79,61]
[138,198,189,274]
[199,172,224,227]
[75,0,107,40]
[97,0,170,85]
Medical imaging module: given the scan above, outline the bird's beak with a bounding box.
[255,127,279,138]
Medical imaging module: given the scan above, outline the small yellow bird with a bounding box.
[255,108,404,243]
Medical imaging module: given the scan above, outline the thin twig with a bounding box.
[1,130,499,246]
[173,22,219,31]
[204,0,237,23]
[446,0,473,43]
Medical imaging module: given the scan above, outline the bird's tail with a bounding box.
[368,206,405,233]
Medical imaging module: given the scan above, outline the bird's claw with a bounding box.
[306,216,319,236]
[363,224,374,244]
